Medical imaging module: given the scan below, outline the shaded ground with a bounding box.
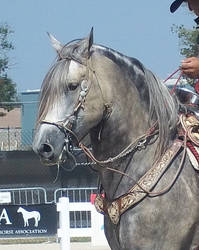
[0,243,111,250]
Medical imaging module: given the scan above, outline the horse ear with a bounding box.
[75,27,94,60]
[87,27,94,53]
[84,27,93,57]
[47,32,63,54]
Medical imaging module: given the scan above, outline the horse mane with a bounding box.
[94,45,179,157]
[144,69,179,157]
[37,40,179,157]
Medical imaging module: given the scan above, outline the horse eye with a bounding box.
[68,82,78,91]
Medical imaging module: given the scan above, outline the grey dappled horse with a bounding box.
[33,29,199,250]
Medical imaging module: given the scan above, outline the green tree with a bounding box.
[0,23,17,112]
[171,24,199,58]
[171,24,199,85]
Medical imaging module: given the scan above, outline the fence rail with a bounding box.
[58,198,108,246]
[0,187,48,205]
[0,187,98,231]
[0,187,108,246]
[54,187,97,203]
[54,188,98,230]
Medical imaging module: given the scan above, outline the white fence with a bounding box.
[0,187,109,247]
[68,202,92,238]
[57,198,108,249]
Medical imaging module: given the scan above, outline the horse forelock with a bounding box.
[37,38,92,124]
[37,59,71,124]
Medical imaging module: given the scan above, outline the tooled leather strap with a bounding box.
[94,139,183,224]
[180,114,199,146]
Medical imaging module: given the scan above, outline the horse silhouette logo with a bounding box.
[17,207,41,227]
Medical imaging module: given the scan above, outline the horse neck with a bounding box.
[90,108,158,200]
[90,53,151,157]
[90,54,157,199]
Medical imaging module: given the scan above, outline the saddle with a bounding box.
[175,87,199,170]
[180,114,199,170]
[175,87,199,119]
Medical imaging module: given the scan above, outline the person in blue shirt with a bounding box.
[170,0,199,79]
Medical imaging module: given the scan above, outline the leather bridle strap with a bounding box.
[40,119,80,145]
[94,138,185,224]
[40,57,111,144]
[79,122,158,165]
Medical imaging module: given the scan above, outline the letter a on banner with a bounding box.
[0,209,12,225]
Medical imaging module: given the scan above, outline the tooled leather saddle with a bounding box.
[175,87,199,170]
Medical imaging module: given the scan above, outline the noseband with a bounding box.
[40,58,96,142]
[40,78,90,145]
[39,57,113,166]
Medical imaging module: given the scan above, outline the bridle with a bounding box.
[39,56,185,198]
[39,55,160,165]
[40,58,93,141]
[39,56,113,169]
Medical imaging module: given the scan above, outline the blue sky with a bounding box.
[0,0,197,92]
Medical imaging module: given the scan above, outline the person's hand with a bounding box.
[181,57,199,78]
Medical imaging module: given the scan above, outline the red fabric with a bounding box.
[187,141,199,163]
[90,194,97,204]
[195,79,199,94]
[90,193,104,204]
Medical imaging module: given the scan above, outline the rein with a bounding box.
[40,57,161,193]
[40,64,186,198]
[39,60,192,223]
[95,138,186,224]
[79,124,158,165]
[163,68,183,95]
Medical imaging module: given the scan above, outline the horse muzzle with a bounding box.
[33,138,77,171]
[36,142,58,166]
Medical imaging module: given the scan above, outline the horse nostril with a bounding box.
[43,144,52,153]
[38,143,54,160]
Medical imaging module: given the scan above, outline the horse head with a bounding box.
[17,207,22,213]
[33,29,106,169]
